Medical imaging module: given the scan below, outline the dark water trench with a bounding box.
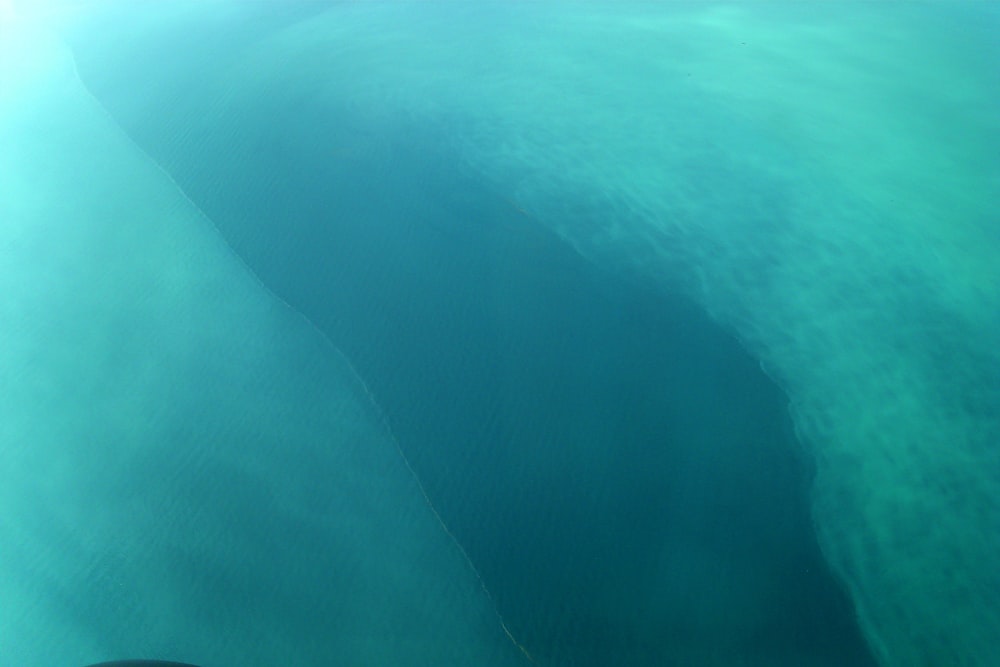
[156,137,874,667]
[70,39,877,660]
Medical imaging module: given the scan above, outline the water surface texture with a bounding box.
[3,2,998,667]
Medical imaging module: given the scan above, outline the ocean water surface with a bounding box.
[2,2,998,667]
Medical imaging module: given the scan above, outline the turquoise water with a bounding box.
[2,2,997,666]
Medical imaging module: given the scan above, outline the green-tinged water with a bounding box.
[0,19,523,667]
[2,2,997,666]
